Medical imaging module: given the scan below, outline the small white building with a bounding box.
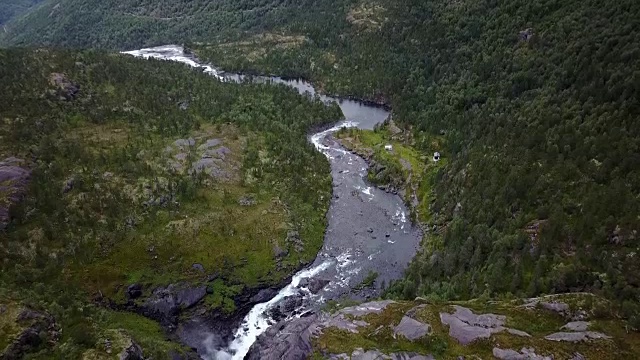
[385,144,393,151]
[433,152,441,161]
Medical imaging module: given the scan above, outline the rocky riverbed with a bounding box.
[123,45,422,359]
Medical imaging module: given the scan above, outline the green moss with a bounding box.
[335,124,445,224]
[0,302,23,353]
[100,311,187,359]
[313,298,640,359]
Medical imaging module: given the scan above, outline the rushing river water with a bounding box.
[123,45,421,359]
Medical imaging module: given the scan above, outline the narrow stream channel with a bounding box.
[123,45,422,359]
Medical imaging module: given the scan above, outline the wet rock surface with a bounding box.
[246,313,321,360]
[561,321,590,331]
[247,301,399,359]
[49,72,80,100]
[141,283,207,325]
[298,277,331,294]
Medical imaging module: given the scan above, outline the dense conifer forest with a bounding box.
[1,0,640,355]
[0,48,341,357]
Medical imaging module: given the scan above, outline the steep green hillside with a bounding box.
[0,0,44,26]
[3,0,640,340]
[0,48,341,358]
[196,0,640,328]
[0,0,351,49]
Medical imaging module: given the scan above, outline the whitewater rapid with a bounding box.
[123,45,421,360]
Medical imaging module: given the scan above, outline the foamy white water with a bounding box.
[122,45,224,80]
[213,260,332,359]
[122,45,420,359]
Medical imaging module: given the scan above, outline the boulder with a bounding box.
[298,277,330,294]
[561,321,590,332]
[339,300,396,317]
[390,352,434,360]
[2,309,59,359]
[126,284,143,300]
[544,331,611,342]
[246,313,320,360]
[119,340,144,360]
[49,73,80,100]
[191,263,205,273]
[174,138,196,148]
[250,288,278,304]
[273,244,288,258]
[439,306,529,345]
[238,194,257,206]
[176,287,207,308]
[394,316,431,341]
[268,294,306,322]
[493,347,552,360]
[142,284,207,325]
[197,139,221,150]
[62,176,75,194]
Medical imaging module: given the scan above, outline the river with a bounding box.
[122,45,421,359]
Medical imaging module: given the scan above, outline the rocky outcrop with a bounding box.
[1,309,59,360]
[246,313,321,360]
[247,300,396,359]
[298,277,330,294]
[267,293,308,322]
[49,72,80,100]
[141,283,207,326]
[493,347,552,360]
[119,340,144,360]
[439,305,530,345]
[0,157,30,230]
[394,316,431,341]
[330,349,434,360]
[544,331,611,342]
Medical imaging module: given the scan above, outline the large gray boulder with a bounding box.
[119,340,144,360]
[394,316,431,341]
[246,314,321,360]
[298,277,330,294]
[561,321,590,332]
[142,284,207,325]
[493,347,552,360]
[544,331,611,342]
[439,306,529,345]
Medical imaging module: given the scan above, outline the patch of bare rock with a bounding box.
[0,157,30,229]
[439,305,530,345]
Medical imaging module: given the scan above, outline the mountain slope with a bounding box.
[0,48,341,358]
[0,0,350,49]
[0,0,44,26]
[194,0,640,326]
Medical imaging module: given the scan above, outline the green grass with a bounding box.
[335,124,445,224]
[313,297,640,359]
[69,125,295,305]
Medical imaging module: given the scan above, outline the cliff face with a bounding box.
[248,294,639,359]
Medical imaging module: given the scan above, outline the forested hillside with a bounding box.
[0,0,44,25]
[0,0,352,49]
[198,0,640,327]
[0,48,341,358]
[2,0,640,337]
